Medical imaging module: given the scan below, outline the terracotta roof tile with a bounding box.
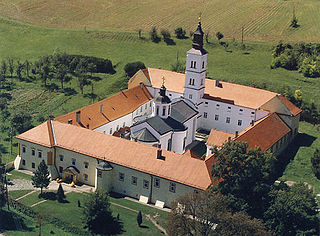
[55,85,152,130]
[277,95,302,116]
[18,121,212,190]
[206,129,233,147]
[235,113,291,152]
[147,68,277,109]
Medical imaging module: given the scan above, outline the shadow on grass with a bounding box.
[139,225,149,229]
[274,133,317,179]
[39,192,56,200]
[0,209,32,232]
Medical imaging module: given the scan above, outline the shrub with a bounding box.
[174,27,186,39]
[137,211,142,227]
[124,62,146,78]
[311,149,320,180]
[150,27,160,43]
[56,184,65,203]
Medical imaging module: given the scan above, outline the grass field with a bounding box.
[6,191,167,235]
[1,0,320,42]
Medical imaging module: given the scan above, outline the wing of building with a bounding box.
[14,20,301,208]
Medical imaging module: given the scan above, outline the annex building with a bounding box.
[14,21,301,208]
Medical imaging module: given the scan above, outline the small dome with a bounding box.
[155,85,171,104]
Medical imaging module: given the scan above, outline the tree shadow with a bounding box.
[273,133,317,180]
[62,87,77,96]
[45,83,59,92]
[0,92,12,101]
[0,209,32,232]
[39,192,56,200]
[139,225,149,229]
[164,38,176,46]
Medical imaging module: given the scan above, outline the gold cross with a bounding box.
[198,12,202,22]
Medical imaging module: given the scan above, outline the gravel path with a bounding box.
[7,179,33,191]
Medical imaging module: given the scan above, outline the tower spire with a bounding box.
[192,15,204,50]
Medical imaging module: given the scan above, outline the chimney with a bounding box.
[157,149,162,159]
[228,137,231,141]
[76,111,81,123]
[68,119,73,124]
[251,120,255,126]
[49,115,54,121]
[215,80,220,87]
[235,131,239,138]
[100,104,103,114]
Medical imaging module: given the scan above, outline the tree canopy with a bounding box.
[311,149,320,179]
[124,61,146,78]
[211,140,276,218]
[167,190,270,236]
[83,190,122,235]
[31,160,50,195]
[264,182,319,236]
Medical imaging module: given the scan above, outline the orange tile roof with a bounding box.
[17,121,212,190]
[235,113,291,152]
[147,68,277,109]
[277,95,302,116]
[55,85,152,130]
[206,129,233,147]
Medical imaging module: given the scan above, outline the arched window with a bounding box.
[162,107,166,116]
[156,106,159,115]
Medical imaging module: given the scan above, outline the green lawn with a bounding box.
[7,170,33,181]
[280,122,320,200]
[17,191,167,235]
[8,190,33,200]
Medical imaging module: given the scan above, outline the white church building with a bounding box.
[14,20,301,208]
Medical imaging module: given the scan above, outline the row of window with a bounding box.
[203,113,244,126]
[156,105,170,116]
[190,61,205,69]
[59,155,89,169]
[22,159,36,168]
[188,78,204,86]
[22,146,42,158]
[118,173,176,192]
[204,103,255,115]
[136,102,152,115]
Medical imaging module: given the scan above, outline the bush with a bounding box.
[150,27,160,43]
[124,62,146,78]
[311,149,320,180]
[298,56,320,77]
[174,27,186,39]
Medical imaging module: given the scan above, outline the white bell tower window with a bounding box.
[202,61,205,69]
[162,107,166,116]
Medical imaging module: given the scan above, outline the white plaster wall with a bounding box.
[19,140,52,173]
[183,117,197,146]
[94,100,153,135]
[200,99,256,133]
[55,148,98,186]
[146,86,181,101]
[256,109,269,121]
[172,131,187,154]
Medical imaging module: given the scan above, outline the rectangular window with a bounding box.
[202,61,205,69]
[226,117,230,123]
[32,162,35,168]
[22,159,26,165]
[38,151,42,158]
[59,155,64,162]
[140,107,143,112]
[132,176,137,185]
[84,174,88,181]
[156,106,159,115]
[22,146,26,153]
[72,159,76,165]
[123,122,125,127]
[98,170,102,178]
[201,79,203,85]
[59,166,63,173]
[119,173,124,181]
[189,78,192,85]
[162,107,166,116]
[31,149,35,156]
[143,180,149,189]
[203,112,208,118]
[215,115,219,121]
[109,128,112,134]
[169,182,176,193]
[189,94,193,100]
[227,106,231,112]
[145,104,147,109]
[216,104,220,109]
[84,162,89,169]
[154,178,160,188]
[238,120,242,126]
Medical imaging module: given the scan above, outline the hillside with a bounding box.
[0,0,320,42]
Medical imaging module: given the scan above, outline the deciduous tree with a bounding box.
[174,27,186,39]
[83,190,122,235]
[211,141,276,218]
[31,160,50,195]
[264,183,319,236]
[216,32,224,43]
[124,61,146,78]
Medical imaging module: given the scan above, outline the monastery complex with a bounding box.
[14,21,301,208]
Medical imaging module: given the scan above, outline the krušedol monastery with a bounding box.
[14,21,301,208]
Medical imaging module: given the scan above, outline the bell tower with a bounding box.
[184,17,208,106]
